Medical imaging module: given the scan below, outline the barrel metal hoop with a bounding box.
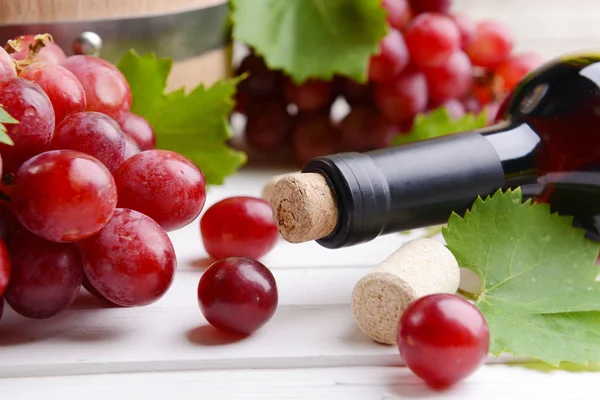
[0,2,231,63]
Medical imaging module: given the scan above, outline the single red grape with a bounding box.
[5,229,82,319]
[115,111,156,151]
[0,77,55,172]
[123,133,141,159]
[244,102,293,153]
[114,150,206,232]
[423,50,473,103]
[368,29,409,83]
[19,62,87,124]
[52,111,126,172]
[409,0,452,14]
[335,76,373,106]
[9,35,67,64]
[61,55,132,118]
[78,208,176,307]
[495,52,544,92]
[292,114,340,166]
[0,238,9,297]
[284,78,334,112]
[405,13,461,68]
[451,13,476,50]
[397,294,489,388]
[382,0,412,31]
[0,47,16,78]
[339,106,398,151]
[467,21,514,69]
[197,257,278,335]
[374,68,429,122]
[12,150,117,242]
[200,196,279,260]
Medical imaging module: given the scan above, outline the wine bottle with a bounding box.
[269,51,600,248]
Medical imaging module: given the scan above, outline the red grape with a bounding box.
[471,79,495,106]
[19,62,87,124]
[235,53,285,113]
[335,76,373,106]
[61,55,132,118]
[374,68,429,122]
[0,77,55,172]
[368,29,409,83]
[0,201,17,242]
[397,294,489,388]
[115,111,156,151]
[409,0,452,14]
[0,297,3,321]
[5,229,82,319]
[382,0,412,31]
[245,102,293,152]
[9,35,67,64]
[284,78,334,112]
[484,101,501,125]
[0,47,16,78]
[123,134,141,159]
[52,111,126,173]
[451,13,476,50]
[292,114,340,166]
[78,208,176,307]
[423,50,473,103]
[339,106,398,151]
[12,150,117,242]
[0,238,9,297]
[200,196,279,260]
[114,150,206,232]
[439,98,466,120]
[495,52,544,92]
[467,21,514,68]
[463,96,482,114]
[405,13,461,68]
[197,257,278,335]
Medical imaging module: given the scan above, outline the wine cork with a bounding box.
[261,172,298,204]
[351,238,460,345]
[269,172,338,243]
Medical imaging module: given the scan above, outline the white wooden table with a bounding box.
[1,167,598,399]
[4,0,600,397]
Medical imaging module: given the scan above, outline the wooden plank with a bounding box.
[1,365,597,400]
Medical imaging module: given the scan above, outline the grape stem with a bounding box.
[9,33,54,73]
[457,288,479,302]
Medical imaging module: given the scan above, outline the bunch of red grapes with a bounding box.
[0,34,208,320]
[233,0,543,166]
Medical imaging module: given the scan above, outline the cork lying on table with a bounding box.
[269,172,338,243]
[351,238,460,345]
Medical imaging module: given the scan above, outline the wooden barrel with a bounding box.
[0,0,232,91]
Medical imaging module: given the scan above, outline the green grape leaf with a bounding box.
[443,189,600,366]
[393,107,488,145]
[0,106,16,146]
[230,0,387,83]
[117,50,246,185]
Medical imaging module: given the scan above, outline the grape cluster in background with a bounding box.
[232,0,543,167]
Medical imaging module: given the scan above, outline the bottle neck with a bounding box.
[302,120,540,248]
[479,120,540,187]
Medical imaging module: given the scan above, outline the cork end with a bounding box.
[351,272,417,345]
[269,172,338,243]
